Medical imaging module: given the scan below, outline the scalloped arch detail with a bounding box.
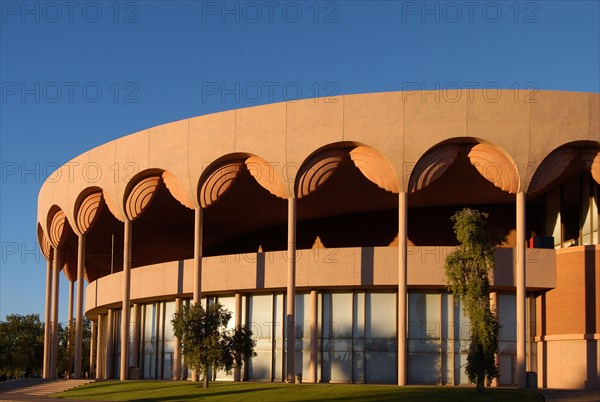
[408,144,462,193]
[76,192,103,234]
[200,161,243,208]
[581,147,600,184]
[468,143,519,194]
[48,209,67,248]
[37,224,51,260]
[162,171,195,209]
[63,253,77,282]
[245,156,287,199]
[125,175,162,221]
[527,147,577,194]
[296,149,346,198]
[349,146,399,193]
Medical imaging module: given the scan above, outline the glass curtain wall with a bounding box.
[103,290,523,384]
[546,174,599,248]
[321,292,396,383]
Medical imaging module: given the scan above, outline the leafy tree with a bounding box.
[172,302,256,388]
[57,318,92,378]
[445,208,500,393]
[0,314,44,379]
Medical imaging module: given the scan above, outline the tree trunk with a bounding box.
[203,364,209,388]
[476,380,484,394]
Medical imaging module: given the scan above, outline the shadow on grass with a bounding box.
[55,382,542,402]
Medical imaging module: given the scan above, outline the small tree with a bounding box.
[445,208,500,393]
[172,302,256,388]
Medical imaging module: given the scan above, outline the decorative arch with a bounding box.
[527,142,600,194]
[349,146,399,193]
[162,171,195,209]
[37,223,51,261]
[199,158,244,208]
[47,206,69,248]
[296,142,399,198]
[124,170,163,221]
[245,155,287,199]
[74,188,104,235]
[296,148,347,198]
[468,143,520,194]
[63,253,77,282]
[199,153,287,208]
[408,143,462,193]
[409,139,520,194]
[580,147,600,184]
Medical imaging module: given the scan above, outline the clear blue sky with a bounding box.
[1,0,599,323]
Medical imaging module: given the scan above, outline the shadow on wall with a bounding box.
[584,246,598,390]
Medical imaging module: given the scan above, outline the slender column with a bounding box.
[516,191,527,388]
[132,303,140,370]
[192,207,203,382]
[449,294,455,385]
[286,198,297,383]
[309,290,318,383]
[89,321,96,378]
[233,293,242,381]
[74,234,85,378]
[67,280,74,378]
[173,298,182,380]
[398,192,408,386]
[96,315,104,379]
[193,208,203,304]
[106,309,114,379]
[121,220,132,380]
[50,247,60,379]
[43,253,53,379]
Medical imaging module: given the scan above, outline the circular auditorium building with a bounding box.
[37,90,599,390]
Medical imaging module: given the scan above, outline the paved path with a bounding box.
[538,389,599,402]
[0,379,94,401]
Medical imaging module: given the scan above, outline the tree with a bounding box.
[172,302,256,388]
[57,318,92,378]
[444,208,500,393]
[0,314,44,379]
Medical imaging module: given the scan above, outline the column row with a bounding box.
[45,193,527,387]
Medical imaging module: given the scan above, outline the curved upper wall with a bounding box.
[38,90,600,233]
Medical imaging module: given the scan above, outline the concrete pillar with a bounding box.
[50,247,60,379]
[192,207,203,382]
[286,198,296,383]
[74,234,85,378]
[398,192,408,386]
[173,298,182,380]
[43,254,52,379]
[89,321,96,379]
[234,293,242,382]
[193,208,203,305]
[67,279,74,377]
[106,309,114,379]
[516,191,527,388]
[132,303,140,370]
[96,315,104,379]
[309,289,318,383]
[449,294,455,385]
[121,220,132,380]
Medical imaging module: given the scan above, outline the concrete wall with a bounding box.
[85,246,555,316]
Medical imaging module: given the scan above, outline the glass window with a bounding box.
[247,295,273,381]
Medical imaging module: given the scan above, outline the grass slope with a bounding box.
[53,381,542,402]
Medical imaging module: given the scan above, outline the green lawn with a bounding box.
[53,381,542,402]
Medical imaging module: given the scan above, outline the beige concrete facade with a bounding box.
[37,90,599,389]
